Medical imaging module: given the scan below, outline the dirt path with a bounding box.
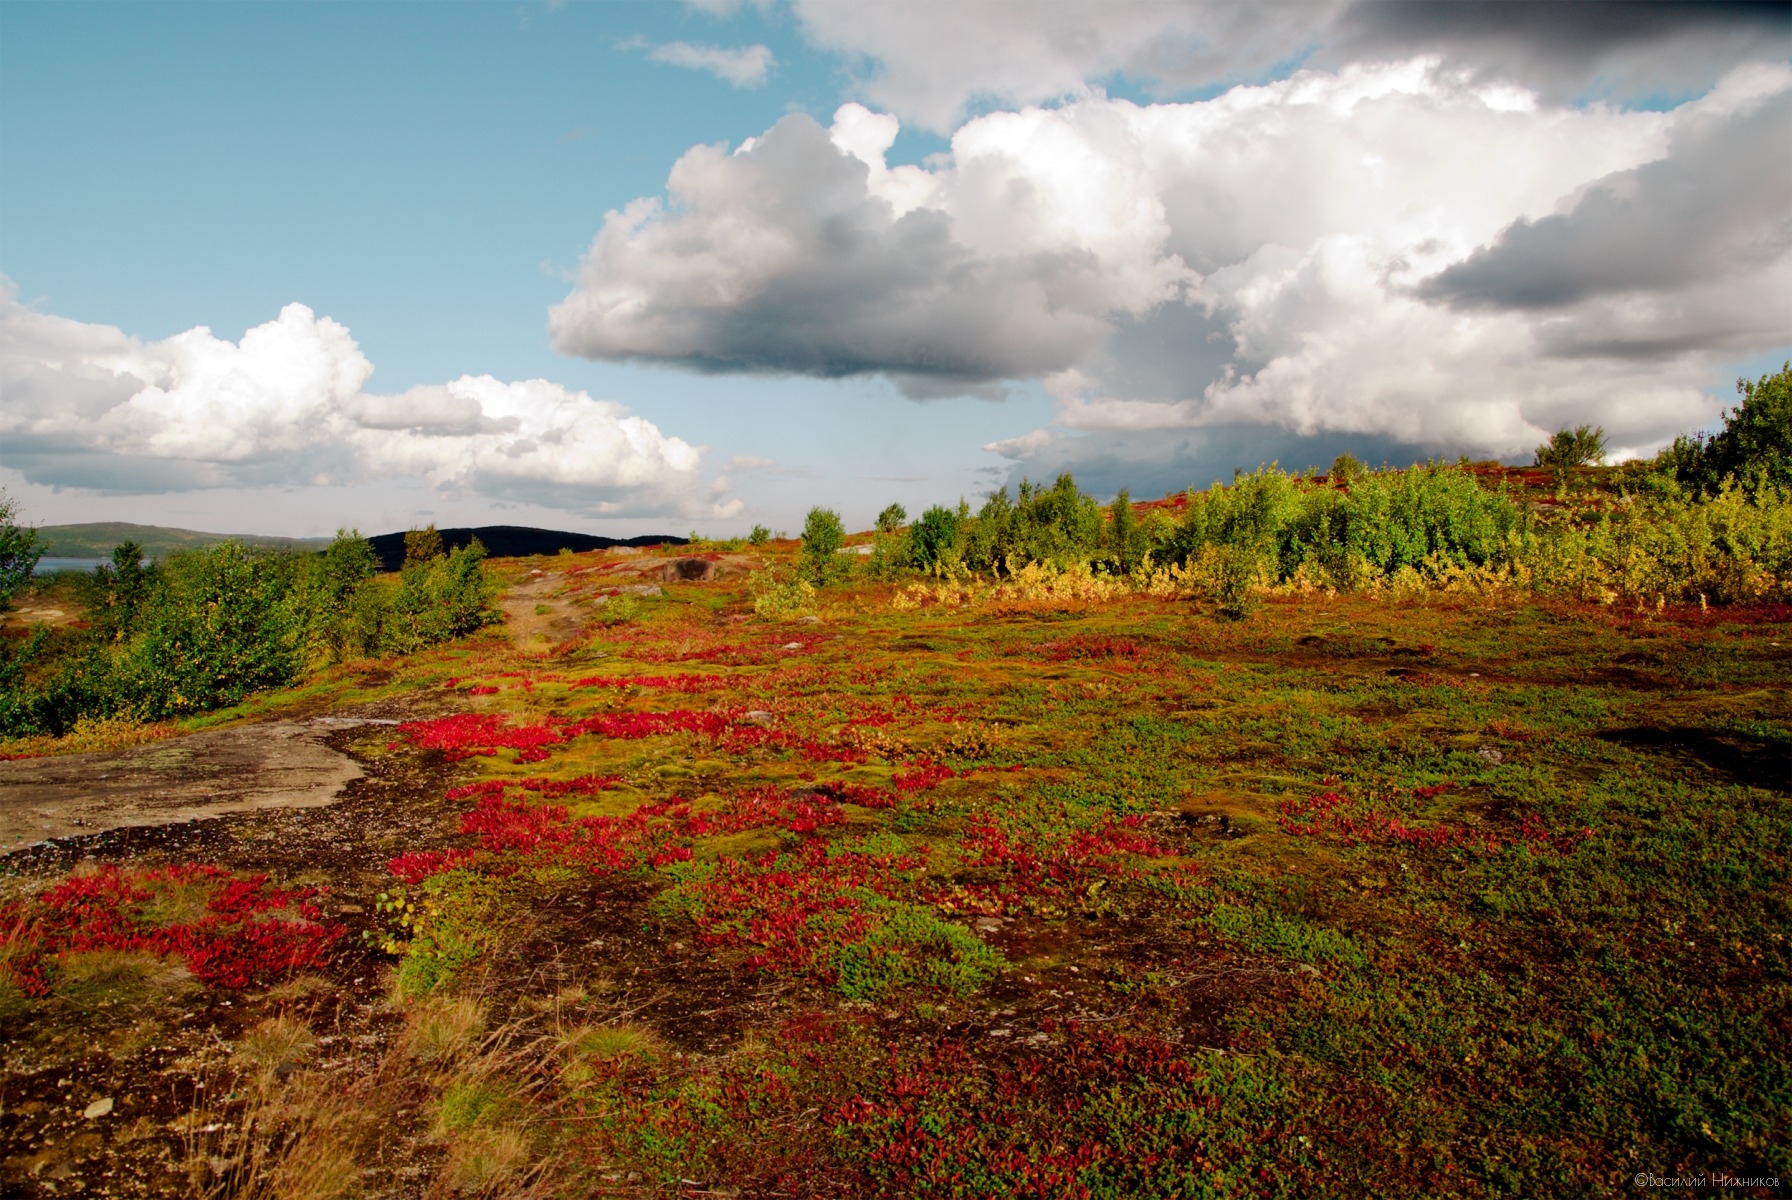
[0,718,384,850]
[498,567,585,653]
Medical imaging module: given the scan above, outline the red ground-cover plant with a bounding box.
[568,673,725,693]
[1656,602,1792,627]
[386,794,687,884]
[1035,634,1146,662]
[805,781,898,809]
[1278,791,1593,854]
[834,1025,1289,1198]
[682,786,851,838]
[0,865,341,994]
[398,709,874,770]
[397,713,567,762]
[609,628,833,666]
[389,779,885,885]
[892,760,1023,794]
[893,761,959,793]
[442,774,623,801]
[565,710,735,740]
[950,815,1167,914]
[677,839,930,974]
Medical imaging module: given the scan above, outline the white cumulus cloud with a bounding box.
[0,283,720,516]
[553,60,1791,469]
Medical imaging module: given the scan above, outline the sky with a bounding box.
[2,1,1789,539]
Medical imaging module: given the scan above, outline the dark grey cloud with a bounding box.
[1332,1,1790,98]
[1420,87,1792,358]
[992,425,1442,503]
[790,1,1790,132]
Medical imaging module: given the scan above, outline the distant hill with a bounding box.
[33,521,686,572]
[365,526,686,572]
[36,522,334,559]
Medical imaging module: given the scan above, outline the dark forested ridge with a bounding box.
[364,526,685,572]
[33,522,687,571]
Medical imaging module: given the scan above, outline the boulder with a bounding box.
[662,557,717,582]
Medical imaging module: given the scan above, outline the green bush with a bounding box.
[798,507,847,586]
[403,524,445,568]
[907,504,962,572]
[299,529,383,662]
[0,491,43,611]
[1106,489,1148,575]
[875,503,908,533]
[1,531,500,739]
[1534,425,1607,469]
[1664,362,1792,496]
[1524,480,1791,604]
[1160,464,1526,587]
[1327,452,1367,485]
[750,569,818,620]
[85,541,152,644]
[965,474,1105,572]
[110,542,307,720]
[384,538,501,654]
[748,524,771,547]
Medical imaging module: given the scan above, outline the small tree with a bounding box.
[798,507,846,586]
[403,524,445,568]
[1328,453,1367,486]
[0,491,43,611]
[114,542,306,719]
[908,505,961,572]
[90,540,151,642]
[1535,425,1607,469]
[387,537,499,653]
[1665,362,1792,496]
[748,524,771,547]
[1107,490,1147,575]
[306,529,381,661]
[876,503,908,533]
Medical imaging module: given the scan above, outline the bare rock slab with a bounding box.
[0,720,364,850]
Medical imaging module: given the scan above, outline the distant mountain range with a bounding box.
[362,526,684,572]
[36,522,333,559]
[34,522,685,571]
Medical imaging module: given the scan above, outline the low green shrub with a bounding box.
[749,569,818,620]
[907,504,962,572]
[0,529,500,738]
[1159,463,1526,587]
[1662,362,1792,496]
[798,507,848,586]
[383,538,502,654]
[0,490,43,610]
[1534,424,1607,468]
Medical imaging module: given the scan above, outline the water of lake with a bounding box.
[32,557,109,575]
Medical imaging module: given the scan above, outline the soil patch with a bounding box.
[1,715,469,1199]
[0,719,386,850]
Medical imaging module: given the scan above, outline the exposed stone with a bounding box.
[662,558,717,582]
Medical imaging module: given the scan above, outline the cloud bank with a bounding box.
[0,285,729,517]
[553,57,1792,472]
[788,0,1790,132]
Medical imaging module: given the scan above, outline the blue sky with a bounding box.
[3,1,1787,537]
